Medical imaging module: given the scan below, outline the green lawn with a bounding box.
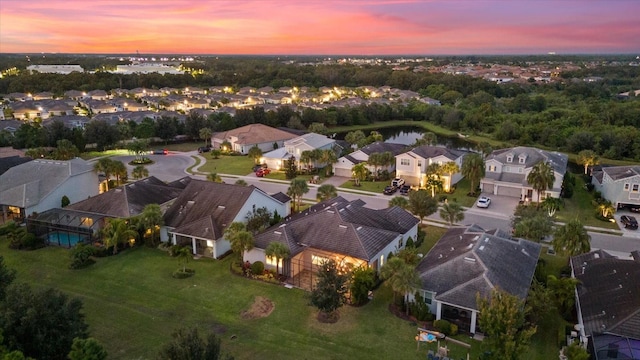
[79,149,130,160]
[162,141,203,152]
[1,240,444,360]
[415,225,448,256]
[445,178,478,208]
[340,179,389,193]
[555,174,619,230]
[199,155,255,176]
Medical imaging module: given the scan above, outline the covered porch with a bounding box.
[436,301,478,335]
[26,208,108,248]
[285,248,367,291]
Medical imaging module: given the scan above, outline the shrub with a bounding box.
[350,266,375,306]
[0,221,17,236]
[585,183,595,192]
[409,292,432,321]
[405,236,415,248]
[251,261,265,275]
[434,319,453,336]
[438,195,448,202]
[172,269,195,279]
[415,227,426,248]
[69,244,96,269]
[450,323,458,336]
[21,232,45,250]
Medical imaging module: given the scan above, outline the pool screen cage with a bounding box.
[27,208,109,247]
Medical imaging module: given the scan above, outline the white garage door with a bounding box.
[497,186,521,198]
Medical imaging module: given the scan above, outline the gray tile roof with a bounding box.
[67,176,182,217]
[360,142,407,156]
[212,124,296,145]
[254,197,419,261]
[571,250,640,339]
[600,166,640,181]
[409,145,467,161]
[417,225,541,311]
[0,158,93,208]
[488,146,568,174]
[163,179,259,240]
[270,192,291,204]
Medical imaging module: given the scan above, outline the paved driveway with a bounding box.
[464,192,520,220]
[614,210,640,239]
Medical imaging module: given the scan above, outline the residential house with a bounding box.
[44,115,90,129]
[395,145,467,190]
[161,180,290,258]
[0,158,98,222]
[211,124,297,155]
[591,166,640,209]
[334,142,407,178]
[67,176,185,218]
[415,225,541,334]
[481,146,568,200]
[86,90,109,101]
[245,197,420,286]
[571,250,640,358]
[10,101,45,120]
[32,92,54,101]
[262,132,337,171]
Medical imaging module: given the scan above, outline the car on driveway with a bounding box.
[198,146,211,153]
[391,178,405,187]
[620,215,638,230]
[252,164,267,172]
[383,185,398,195]
[255,168,271,177]
[399,185,411,196]
[476,196,491,208]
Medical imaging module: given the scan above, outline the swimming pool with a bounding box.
[46,231,88,247]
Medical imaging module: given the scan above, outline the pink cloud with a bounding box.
[1,0,638,54]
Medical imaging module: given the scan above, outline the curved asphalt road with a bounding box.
[125,151,640,257]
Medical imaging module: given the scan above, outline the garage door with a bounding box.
[497,186,521,198]
[334,167,352,178]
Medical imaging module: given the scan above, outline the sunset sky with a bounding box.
[1,0,639,55]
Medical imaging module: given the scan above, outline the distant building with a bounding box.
[27,64,84,74]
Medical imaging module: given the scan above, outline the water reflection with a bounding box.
[337,126,478,151]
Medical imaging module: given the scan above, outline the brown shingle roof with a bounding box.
[212,124,297,145]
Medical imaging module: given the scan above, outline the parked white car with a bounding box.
[391,178,405,187]
[476,196,491,208]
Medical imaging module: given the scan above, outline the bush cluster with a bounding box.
[69,244,96,269]
[433,319,458,336]
[7,227,44,250]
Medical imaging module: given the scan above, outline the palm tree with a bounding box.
[441,161,460,192]
[287,179,310,212]
[527,161,555,207]
[380,257,420,315]
[248,145,263,165]
[388,196,409,209]
[577,150,599,175]
[439,202,465,226]
[265,242,290,276]
[207,172,223,183]
[367,152,383,181]
[102,218,137,255]
[111,160,127,186]
[126,139,149,162]
[199,127,212,147]
[425,177,443,198]
[351,162,368,186]
[300,150,313,172]
[461,153,485,195]
[597,200,615,218]
[131,165,149,180]
[552,218,591,257]
[224,222,254,262]
[320,149,338,177]
[542,197,563,217]
[176,246,192,273]
[140,204,163,246]
[414,132,437,146]
[316,184,337,202]
[94,158,115,191]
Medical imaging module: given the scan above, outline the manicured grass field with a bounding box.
[339,179,389,193]
[1,240,442,360]
[555,174,619,230]
[199,155,255,176]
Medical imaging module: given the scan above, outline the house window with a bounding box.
[518,156,526,164]
[624,183,630,191]
[312,254,329,265]
[401,159,410,166]
[633,184,639,192]
[506,155,513,163]
[423,291,433,305]
[504,166,510,172]
[398,238,404,248]
[380,254,385,267]
[519,167,523,173]
[488,165,496,172]
[417,160,422,167]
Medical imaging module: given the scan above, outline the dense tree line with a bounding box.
[2,56,639,160]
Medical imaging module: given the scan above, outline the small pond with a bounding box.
[336,126,478,151]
